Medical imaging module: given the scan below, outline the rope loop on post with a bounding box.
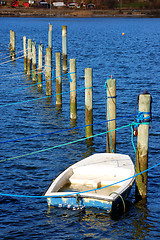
[136,110,151,124]
[133,110,151,130]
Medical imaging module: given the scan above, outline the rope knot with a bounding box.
[136,111,151,125]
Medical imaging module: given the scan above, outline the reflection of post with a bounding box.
[136,93,151,201]
[70,59,77,120]
[85,68,93,139]
[62,25,67,73]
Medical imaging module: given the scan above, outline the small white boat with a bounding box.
[44,153,135,212]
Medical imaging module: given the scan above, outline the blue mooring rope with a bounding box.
[104,78,116,153]
[0,114,136,144]
[0,161,159,199]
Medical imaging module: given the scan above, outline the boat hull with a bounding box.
[46,196,112,212]
[45,153,135,212]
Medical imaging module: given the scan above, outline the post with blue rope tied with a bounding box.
[106,77,116,153]
[135,93,151,201]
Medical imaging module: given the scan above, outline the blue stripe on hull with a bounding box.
[47,197,112,212]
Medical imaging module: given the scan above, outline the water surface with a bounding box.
[0,17,160,239]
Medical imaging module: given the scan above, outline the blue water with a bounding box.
[0,17,160,239]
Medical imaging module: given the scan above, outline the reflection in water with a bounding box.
[85,137,93,147]
[46,206,112,239]
[70,119,77,128]
[56,104,62,113]
[45,199,152,239]
[82,144,95,159]
[130,199,152,240]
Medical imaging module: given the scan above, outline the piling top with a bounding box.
[138,93,151,117]
[49,24,52,32]
[107,78,116,88]
[62,25,67,36]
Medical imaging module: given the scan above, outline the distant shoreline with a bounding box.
[0,8,160,18]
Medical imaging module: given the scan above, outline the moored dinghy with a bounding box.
[44,153,135,212]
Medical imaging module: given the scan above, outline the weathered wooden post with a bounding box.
[106,78,116,153]
[10,30,15,60]
[135,93,151,200]
[45,47,52,96]
[62,25,67,73]
[32,41,37,83]
[10,30,12,50]
[38,44,43,89]
[70,59,77,120]
[23,36,27,71]
[27,39,32,77]
[85,68,93,139]
[55,52,62,106]
[48,24,52,49]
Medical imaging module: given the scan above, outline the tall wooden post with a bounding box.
[32,41,37,83]
[45,47,52,96]
[135,93,151,200]
[10,30,12,50]
[23,36,27,71]
[48,24,52,49]
[10,31,15,61]
[70,59,77,120]
[106,78,116,153]
[38,44,43,89]
[62,25,67,73]
[55,52,62,106]
[85,68,93,138]
[27,39,32,77]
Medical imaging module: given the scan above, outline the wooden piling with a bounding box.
[135,93,151,200]
[32,42,37,83]
[23,36,27,71]
[106,78,116,153]
[38,44,43,89]
[27,39,32,77]
[45,47,52,96]
[70,59,77,120]
[10,30,12,50]
[85,68,93,138]
[10,31,15,61]
[55,52,62,106]
[48,24,52,49]
[62,25,67,73]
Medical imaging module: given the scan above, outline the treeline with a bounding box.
[81,0,160,9]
